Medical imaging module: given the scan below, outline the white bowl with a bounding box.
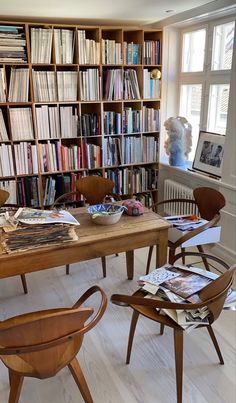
[87,204,125,225]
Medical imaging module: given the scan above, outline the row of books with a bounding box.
[105,166,158,195]
[143,69,161,99]
[0,177,40,207]
[14,143,38,175]
[0,68,6,102]
[0,105,160,141]
[9,108,34,141]
[0,68,158,103]
[0,25,27,63]
[54,29,75,64]
[39,141,81,173]
[78,30,100,65]
[38,139,102,172]
[143,40,161,65]
[103,135,158,166]
[102,39,122,65]
[123,42,141,65]
[79,68,100,101]
[32,70,78,102]
[0,143,14,176]
[0,109,9,141]
[30,28,53,64]
[36,105,79,140]
[8,68,29,102]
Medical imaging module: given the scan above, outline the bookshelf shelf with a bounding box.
[0,20,162,208]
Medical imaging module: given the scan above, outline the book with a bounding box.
[14,207,80,226]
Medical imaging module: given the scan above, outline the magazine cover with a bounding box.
[14,208,80,226]
[162,266,212,299]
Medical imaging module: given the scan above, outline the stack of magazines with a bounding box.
[139,264,236,332]
[1,207,80,253]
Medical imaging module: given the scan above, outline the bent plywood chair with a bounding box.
[0,285,107,403]
[111,252,235,403]
[146,187,226,274]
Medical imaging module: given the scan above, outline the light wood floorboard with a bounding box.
[0,247,235,403]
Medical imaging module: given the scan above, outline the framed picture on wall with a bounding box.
[192,131,225,178]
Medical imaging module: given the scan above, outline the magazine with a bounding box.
[162,268,212,299]
[165,214,205,231]
[14,208,80,226]
[139,264,181,287]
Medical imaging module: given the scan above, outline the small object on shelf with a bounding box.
[87,204,125,225]
[122,199,144,216]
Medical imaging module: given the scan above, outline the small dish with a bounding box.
[87,204,125,225]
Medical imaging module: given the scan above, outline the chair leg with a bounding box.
[68,357,93,403]
[181,248,185,264]
[197,245,211,271]
[126,310,140,364]
[66,264,70,275]
[160,323,165,335]
[169,248,176,265]
[20,275,28,294]
[101,256,106,278]
[207,325,224,364]
[8,370,24,403]
[174,329,184,403]
[146,245,154,275]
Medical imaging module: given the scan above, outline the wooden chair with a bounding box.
[0,285,107,403]
[111,252,235,403]
[146,187,226,274]
[0,189,28,294]
[51,175,121,277]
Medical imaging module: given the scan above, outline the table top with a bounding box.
[0,207,171,279]
[0,207,170,256]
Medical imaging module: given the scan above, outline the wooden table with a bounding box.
[0,208,170,281]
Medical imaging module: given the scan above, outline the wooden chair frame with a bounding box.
[111,252,234,403]
[146,186,226,275]
[51,176,121,278]
[0,285,107,403]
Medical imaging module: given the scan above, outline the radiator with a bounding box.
[163,179,198,215]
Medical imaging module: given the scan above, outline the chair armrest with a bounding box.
[72,285,107,334]
[111,287,227,311]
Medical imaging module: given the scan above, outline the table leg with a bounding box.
[156,229,168,267]
[126,250,134,280]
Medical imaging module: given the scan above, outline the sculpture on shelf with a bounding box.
[164,116,192,167]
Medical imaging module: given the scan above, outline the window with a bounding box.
[178,18,235,161]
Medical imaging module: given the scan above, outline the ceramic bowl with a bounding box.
[87,204,125,225]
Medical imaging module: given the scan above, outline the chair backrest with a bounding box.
[77,175,115,205]
[199,265,236,322]
[193,187,225,221]
[0,189,10,207]
[0,307,93,378]
[172,251,235,323]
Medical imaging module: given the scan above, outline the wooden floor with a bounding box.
[0,247,235,403]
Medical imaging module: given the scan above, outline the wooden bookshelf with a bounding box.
[0,21,162,208]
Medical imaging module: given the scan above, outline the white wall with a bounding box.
[158,20,236,264]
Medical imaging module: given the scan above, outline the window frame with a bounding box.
[177,16,234,160]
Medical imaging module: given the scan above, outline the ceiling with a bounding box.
[0,0,217,26]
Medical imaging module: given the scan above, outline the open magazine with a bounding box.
[14,208,80,226]
[165,214,204,231]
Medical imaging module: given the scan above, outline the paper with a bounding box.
[139,265,181,286]
[14,208,80,226]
